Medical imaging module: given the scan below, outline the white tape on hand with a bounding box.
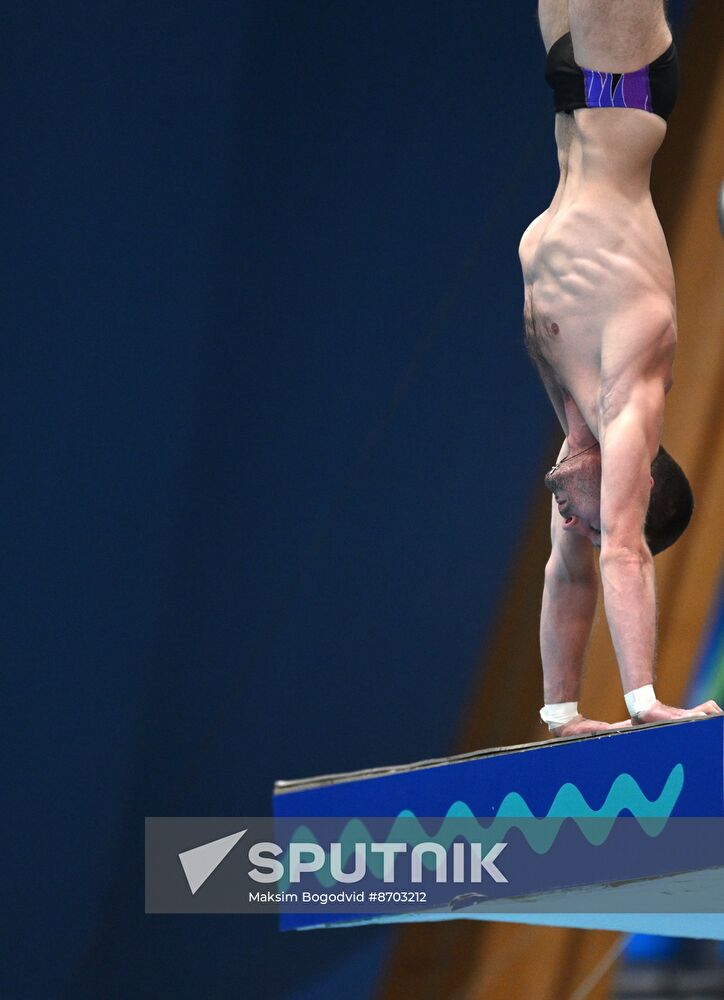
[539,701,580,730]
[624,684,656,718]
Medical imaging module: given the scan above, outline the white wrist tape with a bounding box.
[625,684,656,718]
[540,701,580,730]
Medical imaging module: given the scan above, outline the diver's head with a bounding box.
[544,442,602,546]
[543,443,693,553]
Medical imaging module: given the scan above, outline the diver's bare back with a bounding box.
[519,51,677,437]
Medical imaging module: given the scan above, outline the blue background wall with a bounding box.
[4,2,692,998]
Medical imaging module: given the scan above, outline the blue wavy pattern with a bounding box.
[277,764,684,889]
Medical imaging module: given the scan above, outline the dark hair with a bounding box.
[645,447,694,555]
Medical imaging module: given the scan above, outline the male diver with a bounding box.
[518,0,722,736]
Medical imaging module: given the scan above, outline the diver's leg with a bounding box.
[538,0,569,53]
[568,0,671,71]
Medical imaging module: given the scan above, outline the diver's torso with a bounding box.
[519,109,676,437]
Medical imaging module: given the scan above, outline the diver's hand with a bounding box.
[548,716,632,738]
[632,699,723,725]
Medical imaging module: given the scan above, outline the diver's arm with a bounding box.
[540,493,598,703]
[598,385,662,694]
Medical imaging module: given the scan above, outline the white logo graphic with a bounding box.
[178,830,247,894]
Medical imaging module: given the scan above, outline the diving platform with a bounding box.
[272,717,724,938]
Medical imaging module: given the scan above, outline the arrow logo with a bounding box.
[178,829,247,894]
